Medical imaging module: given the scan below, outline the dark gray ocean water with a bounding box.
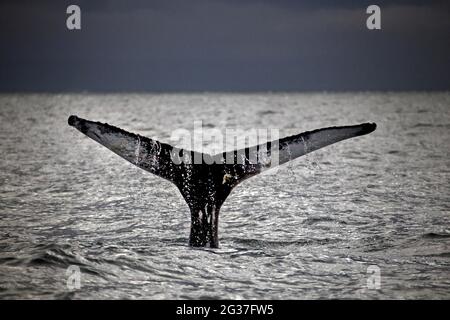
[0,92,449,299]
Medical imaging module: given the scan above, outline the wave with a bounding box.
[226,237,340,248]
[422,232,450,239]
[302,216,347,225]
[0,243,106,278]
[412,123,450,129]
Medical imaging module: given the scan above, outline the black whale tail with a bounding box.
[69,115,376,248]
[68,114,188,183]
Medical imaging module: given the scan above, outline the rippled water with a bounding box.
[0,92,449,299]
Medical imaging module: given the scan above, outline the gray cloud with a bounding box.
[0,0,449,91]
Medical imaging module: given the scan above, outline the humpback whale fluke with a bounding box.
[68,115,376,248]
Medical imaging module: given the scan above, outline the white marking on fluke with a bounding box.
[135,136,141,164]
[301,136,308,153]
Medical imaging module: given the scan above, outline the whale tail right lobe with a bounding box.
[218,122,377,184]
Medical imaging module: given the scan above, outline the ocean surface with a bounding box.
[0,92,449,299]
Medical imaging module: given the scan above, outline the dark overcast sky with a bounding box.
[0,0,449,92]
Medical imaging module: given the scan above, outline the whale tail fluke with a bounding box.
[69,115,376,248]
